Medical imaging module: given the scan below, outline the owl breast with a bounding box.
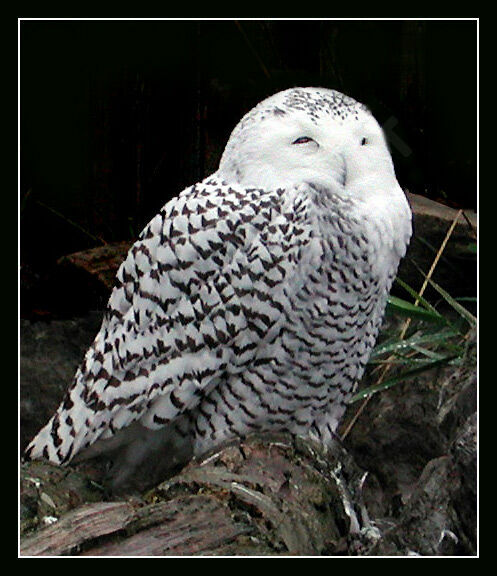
[191,191,394,455]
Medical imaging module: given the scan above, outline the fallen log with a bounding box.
[20,435,370,556]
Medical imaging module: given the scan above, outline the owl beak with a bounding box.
[336,153,347,188]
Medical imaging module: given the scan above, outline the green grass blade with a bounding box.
[370,327,460,359]
[394,277,445,316]
[386,295,447,324]
[425,277,477,327]
[351,356,458,402]
[368,356,452,366]
[409,344,448,360]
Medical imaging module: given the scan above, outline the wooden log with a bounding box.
[20,435,360,557]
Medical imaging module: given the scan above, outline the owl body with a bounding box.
[25,88,411,484]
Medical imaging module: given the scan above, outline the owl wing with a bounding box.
[24,180,317,464]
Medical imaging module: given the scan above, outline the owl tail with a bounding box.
[23,376,102,465]
[23,413,67,464]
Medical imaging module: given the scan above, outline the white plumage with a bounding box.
[25,87,411,486]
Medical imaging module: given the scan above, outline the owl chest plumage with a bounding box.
[266,214,388,401]
[284,203,386,363]
[191,187,399,451]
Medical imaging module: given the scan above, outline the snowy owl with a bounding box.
[24,87,412,487]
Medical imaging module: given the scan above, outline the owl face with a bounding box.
[218,88,399,198]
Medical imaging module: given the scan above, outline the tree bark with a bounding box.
[20,435,367,556]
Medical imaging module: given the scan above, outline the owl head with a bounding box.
[218,87,401,201]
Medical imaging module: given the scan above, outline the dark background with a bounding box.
[20,19,477,316]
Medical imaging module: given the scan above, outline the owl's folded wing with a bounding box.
[24,179,315,464]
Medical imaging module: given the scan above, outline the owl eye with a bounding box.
[360,137,368,146]
[292,136,316,145]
